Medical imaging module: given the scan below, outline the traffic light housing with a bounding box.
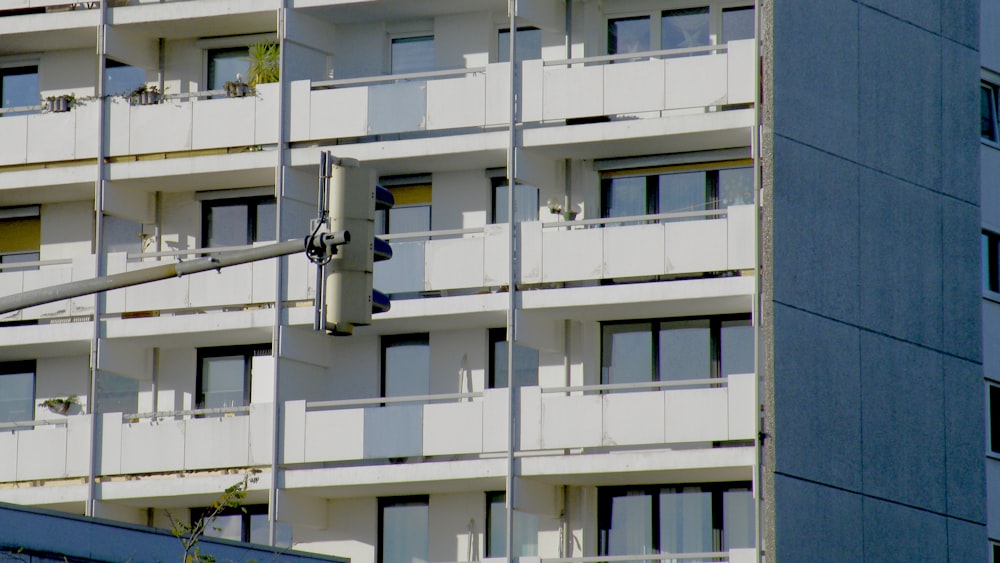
[325,158,393,335]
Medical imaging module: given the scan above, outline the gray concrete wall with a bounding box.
[761,1,985,560]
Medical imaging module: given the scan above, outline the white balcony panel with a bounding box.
[422,401,483,456]
[183,415,251,471]
[604,60,666,115]
[73,102,100,159]
[253,83,279,145]
[426,237,485,291]
[289,80,311,142]
[520,60,542,123]
[485,63,511,126]
[192,97,255,150]
[377,241,425,294]
[539,393,602,449]
[129,102,193,154]
[664,54,728,109]
[310,86,369,140]
[249,403,273,466]
[27,112,75,163]
[285,252,313,301]
[483,224,510,286]
[604,224,666,279]
[603,391,667,446]
[283,400,306,464]
[21,266,75,319]
[304,408,365,462]
[251,256,278,304]
[426,74,486,130]
[519,386,542,450]
[730,548,758,563]
[363,405,422,459]
[188,264,253,308]
[107,99,131,157]
[727,40,756,105]
[123,265,189,311]
[368,81,426,136]
[0,433,15,481]
[520,221,543,284]
[0,116,28,165]
[727,204,756,270]
[664,387,729,443]
[664,219,728,274]
[17,426,68,481]
[119,419,186,475]
[543,65,603,120]
[541,228,603,283]
[483,388,509,453]
[728,373,756,440]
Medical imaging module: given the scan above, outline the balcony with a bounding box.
[0,102,99,167]
[376,205,755,296]
[0,416,91,483]
[0,256,95,322]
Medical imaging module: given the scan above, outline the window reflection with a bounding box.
[0,362,34,423]
[608,16,650,55]
[498,27,542,63]
[391,36,435,75]
[1,66,38,115]
[382,334,430,398]
[661,7,710,50]
[380,497,429,563]
[489,328,539,389]
[722,6,755,43]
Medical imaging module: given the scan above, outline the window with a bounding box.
[197,504,292,546]
[721,6,755,43]
[0,361,34,423]
[485,491,539,558]
[498,27,542,63]
[105,59,147,97]
[984,230,1000,294]
[661,7,709,50]
[489,328,539,389]
[491,177,539,224]
[601,165,753,220]
[601,316,752,386]
[598,483,754,558]
[379,496,429,563]
[1,65,38,115]
[381,334,430,399]
[376,181,431,237]
[201,195,276,248]
[196,345,270,410]
[608,16,651,55]
[984,81,999,143]
[391,36,434,75]
[208,47,250,90]
[0,206,40,272]
[607,5,754,55]
[990,383,1000,454]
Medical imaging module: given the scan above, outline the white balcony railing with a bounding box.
[0,415,91,483]
[0,256,94,321]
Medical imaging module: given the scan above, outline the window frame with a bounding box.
[490,176,540,224]
[0,64,39,116]
[195,344,270,411]
[378,495,430,563]
[497,26,542,64]
[380,333,430,399]
[206,45,250,91]
[389,34,435,75]
[989,382,1000,456]
[983,80,1000,145]
[600,314,752,386]
[600,161,754,220]
[0,360,35,424]
[597,481,754,556]
[0,205,40,271]
[488,327,540,389]
[983,230,1000,296]
[200,195,276,248]
[603,2,755,55]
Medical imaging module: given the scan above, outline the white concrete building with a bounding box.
[0,0,988,561]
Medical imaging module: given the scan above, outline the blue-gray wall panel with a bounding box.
[944,356,987,522]
[941,0,979,48]
[773,474,863,562]
[860,332,945,512]
[942,198,984,361]
[941,41,981,204]
[860,0,941,32]
[862,497,948,561]
[947,517,989,562]
[859,8,942,189]
[772,137,859,324]
[858,169,942,349]
[772,0,858,160]
[773,304,861,490]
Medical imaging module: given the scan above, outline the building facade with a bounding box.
[0,0,988,561]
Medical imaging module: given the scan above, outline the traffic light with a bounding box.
[325,157,394,335]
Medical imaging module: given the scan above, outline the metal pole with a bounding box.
[505,1,518,560]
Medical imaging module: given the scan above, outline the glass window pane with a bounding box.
[723,488,754,549]
[201,355,246,409]
[392,36,435,74]
[983,85,998,141]
[207,204,249,247]
[602,323,653,385]
[661,7,710,50]
[607,493,653,557]
[718,167,754,208]
[721,319,754,377]
[659,488,712,554]
[604,176,649,219]
[248,514,292,547]
[204,513,243,540]
[487,494,506,557]
[722,6,755,43]
[991,385,1000,453]
[494,183,539,224]
[658,172,707,214]
[659,320,710,381]
[96,372,139,415]
[255,201,276,242]
[105,60,147,97]
[0,371,33,423]
[514,510,539,556]
[384,337,429,398]
[493,339,539,389]
[0,251,40,272]
[608,16,650,55]
[382,502,428,563]
[1,67,39,114]
[208,47,250,90]
[499,28,542,63]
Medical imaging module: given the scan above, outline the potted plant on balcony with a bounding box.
[43,93,77,113]
[38,395,79,415]
[128,84,161,106]
[247,41,279,87]
[546,198,580,221]
[224,74,252,98]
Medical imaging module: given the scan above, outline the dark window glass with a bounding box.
[604,176,651,219]
[722,6,755,43]
[991,385,1000,454]
[608,16,650,55]
[602,167,751,220]
[391,36,435,74]
[658,319,711,381]
[379,496,429,563]
[202,196,276,247]
[198,504,291,546]
[1,66,39,115]
[484,491,539,558]
[381,334,430,398]
[661,7,710,50]
[602,322,654,386]
[208,47,250,90]
[721,319,754,377]
[498,27,542,63]
[492,177,539,224]
[196,345,270,410]
[658,171,710,214]
[0,361,35,423]
[984,231,1000,293]
[105,59,147,97]
[983,83,999,142]
[489,328,539,388]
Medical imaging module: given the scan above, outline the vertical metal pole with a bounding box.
[505,1,518,560]
[87,0,109,518]
[752,1,763,561]
[315,152,329,332]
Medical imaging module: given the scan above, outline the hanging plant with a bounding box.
[38,395,79,415]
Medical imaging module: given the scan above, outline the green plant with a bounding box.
[128,84,161,105]
[246,41,279,87]
[43,93,76,113]
[38,395,79,414]
[169,469,261,563]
